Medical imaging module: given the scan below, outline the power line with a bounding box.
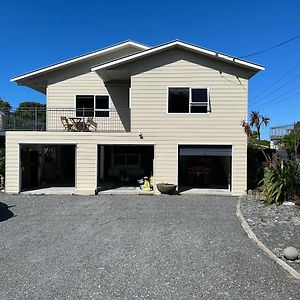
[255,88,300,111]
[252,84,300,110]
[249,62,300,103]
[249,72,300,107]
[259,91,300,111]
[238,35,300,58]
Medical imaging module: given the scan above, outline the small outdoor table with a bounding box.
[69,117,82,131]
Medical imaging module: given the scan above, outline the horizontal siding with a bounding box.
[47,73,130,131]
[6,48,250,195]
[5,138,20,193]
[129,50,248,194]
[46,47,137,131]
[76,143,97,190]
[6,130,247,195]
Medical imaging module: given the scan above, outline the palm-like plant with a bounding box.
[262,159,300,205]
[242,112,300,204]
[241,111,270,157]
[249,111,270,147]
[242,111,270,192]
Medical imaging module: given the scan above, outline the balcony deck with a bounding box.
[0,107,130,132]
[269,124,294,141]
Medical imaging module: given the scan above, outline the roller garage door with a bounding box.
[178,145,232,190]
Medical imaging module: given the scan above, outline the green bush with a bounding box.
[0,147,4,176]
[261,159,300,205]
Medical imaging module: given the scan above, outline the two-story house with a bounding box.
[5,40,264,195]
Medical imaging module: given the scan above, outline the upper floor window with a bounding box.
[76,95,109,117]
[168,87,209,114]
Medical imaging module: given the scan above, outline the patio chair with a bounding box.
[85,116,97,131]
[60,116,71,131]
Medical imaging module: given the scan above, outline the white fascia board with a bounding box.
[91,41,265,72]
[233,58,265,70]
[91,41,183,71]
[11,41,149,82]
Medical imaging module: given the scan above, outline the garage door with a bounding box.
[178,145,232,190]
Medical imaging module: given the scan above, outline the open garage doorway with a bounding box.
[178,145,232,193]
[20,144,76,193]
[97,145,154,193]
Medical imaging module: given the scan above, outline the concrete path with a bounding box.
[0,194,299,299]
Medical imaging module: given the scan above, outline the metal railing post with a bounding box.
[6,106,128,132]
[82,107,85,132]
[34,107,38,130]
[13,112,16,130]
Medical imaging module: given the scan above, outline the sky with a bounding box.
[1,0,300,139]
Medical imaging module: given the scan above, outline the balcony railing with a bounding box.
[0,107,130,132]
[270,124,294,140]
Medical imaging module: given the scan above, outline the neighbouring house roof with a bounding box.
[91,40,265,74]
[11,40,149,82]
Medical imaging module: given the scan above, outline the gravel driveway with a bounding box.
[0,194,299,299]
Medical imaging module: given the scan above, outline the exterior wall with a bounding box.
[6,48,249,196]
[127,49,248,195]
[45,47,134,131]
[5,131,153,194]
[46,76,130,132]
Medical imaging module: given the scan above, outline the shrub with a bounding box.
[261,159,300,205]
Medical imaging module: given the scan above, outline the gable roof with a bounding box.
[91,40,265,73]
[11,40,149,82]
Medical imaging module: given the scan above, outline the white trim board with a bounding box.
[91,40,265,72]
[166,86,211,114]
[74,94,111,119]
[11,41,149,82]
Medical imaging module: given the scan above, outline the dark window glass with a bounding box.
[76,95,94,117]
[191,105,208,113]
[168,88,189,113]
[95,96,109,109]
[191,88,208,113]
[191,89,208,103]
[95,96,109,117]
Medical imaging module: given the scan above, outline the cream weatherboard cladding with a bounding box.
[128,49,248,194]
[6,45,253,195]
[46,72,130,132]
[45,46,135,131]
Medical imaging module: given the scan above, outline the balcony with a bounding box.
[270,124,294,141]
[0,107,130,133]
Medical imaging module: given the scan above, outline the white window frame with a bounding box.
[75,94,111,118]
[167,87,210,114]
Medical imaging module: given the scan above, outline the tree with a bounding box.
[17,101,46,109]
[241,111,270,154]
[241,111,271,191]
[279,122,300,158]
[0,97,11,111]
[13,101,46,130]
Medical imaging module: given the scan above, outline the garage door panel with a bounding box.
[179,146,232,156]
